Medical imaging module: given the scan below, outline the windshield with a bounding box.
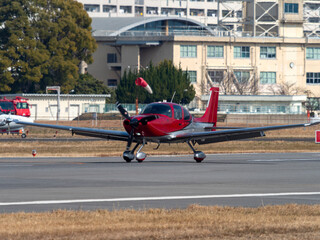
[141,103,172,118]
[0,102,14,111]
[16,102,29,109]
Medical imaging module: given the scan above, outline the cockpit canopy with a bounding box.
[140,103,191,120]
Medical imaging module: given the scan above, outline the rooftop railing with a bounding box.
[92,29,277,37]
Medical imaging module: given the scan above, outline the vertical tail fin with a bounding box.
[195,87,219,124]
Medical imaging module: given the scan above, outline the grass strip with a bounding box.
[0,204,320,240]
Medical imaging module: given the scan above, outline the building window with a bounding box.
[103,5,116,13]
[119,6,132,14]
[84,4,100,12]
[180,45,197,58]
[107,53,117,63]
[260,47,276,59]
[135,6,143,16]
[207,9,217,17]
[208,70,224,83]
[184,71,197,83]
[234,46,250,58]
[260,72,276,84]
[190,9,204,16]
[234,71,250,83]
[307,72,320,84]
[147,7,158,15]
[284,3,298,14]
[207,46,224,58]
[107,79,117,87]
[306,47,320,59]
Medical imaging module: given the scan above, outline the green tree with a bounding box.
[74,73,116,103]
[116,60,195,104]
[0,0,97,93]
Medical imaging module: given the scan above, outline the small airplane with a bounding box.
[0,112,33,138]
[14,87,320,162]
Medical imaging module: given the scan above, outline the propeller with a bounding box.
[116,102,159,152]
[5,113,13,135]
[116,102,158,128]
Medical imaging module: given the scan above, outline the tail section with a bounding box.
[195,87,219,124]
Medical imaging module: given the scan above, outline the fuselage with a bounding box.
[123,102,215,140]
[0,114,33,132]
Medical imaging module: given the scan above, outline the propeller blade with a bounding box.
[5,114,13,135]
[7,122,10,135]
[116,102,130,120]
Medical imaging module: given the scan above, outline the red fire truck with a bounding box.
[0,97,31,117]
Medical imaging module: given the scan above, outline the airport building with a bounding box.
[76,0,242,30]
[73,0,320,113]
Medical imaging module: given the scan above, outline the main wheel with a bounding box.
[123,151,134,163]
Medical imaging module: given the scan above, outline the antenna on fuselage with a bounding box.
[170,91,176,103]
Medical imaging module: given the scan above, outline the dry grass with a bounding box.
[1,204,320,240]
[1,140,320,158]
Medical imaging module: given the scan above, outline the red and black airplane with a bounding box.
[16,87,319,162]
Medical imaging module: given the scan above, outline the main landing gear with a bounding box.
[187,141,206,163]
[123,139,206,163]
[123,139,146,163]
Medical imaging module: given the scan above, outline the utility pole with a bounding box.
[46,86,61,124]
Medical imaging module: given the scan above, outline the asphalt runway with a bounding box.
[0,152,320,213]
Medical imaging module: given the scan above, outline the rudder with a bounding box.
[195,87,219,124]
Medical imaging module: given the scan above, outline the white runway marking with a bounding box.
[249,158,318,162]
[1,192,320,206]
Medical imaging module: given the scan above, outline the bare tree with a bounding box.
[268,81,305,95]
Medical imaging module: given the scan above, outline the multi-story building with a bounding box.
[77,0,320,112]
[77,0,320,35]
[76,0,242,30]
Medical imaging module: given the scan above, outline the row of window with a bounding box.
[181,45,320,60]
[107,71,320,87]
[187,71,320,85]
[84,4,232,17]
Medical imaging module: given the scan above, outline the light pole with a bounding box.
[46,86,60,124]
[68,89,74,121]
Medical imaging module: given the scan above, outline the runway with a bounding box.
[0,152,320,213]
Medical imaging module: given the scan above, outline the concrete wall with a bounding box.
[223,114,308,125]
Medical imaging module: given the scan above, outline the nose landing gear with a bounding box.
[122,139,147,163]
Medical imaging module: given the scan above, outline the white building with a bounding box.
[1,94,110,121]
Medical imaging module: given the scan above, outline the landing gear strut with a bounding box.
[122,139,147,163]
[136,139,146,163]
[123,142,140,162]
[187,141,206,163]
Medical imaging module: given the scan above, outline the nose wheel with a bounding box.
[187,141,206,162]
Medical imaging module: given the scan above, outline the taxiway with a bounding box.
[0,152,319,212]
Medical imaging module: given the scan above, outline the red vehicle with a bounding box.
[0,97,31,117]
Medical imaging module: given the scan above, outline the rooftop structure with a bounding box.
[76,0,243,31]
[76,0,320,36]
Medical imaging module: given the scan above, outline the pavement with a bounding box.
[0,152,320,213]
